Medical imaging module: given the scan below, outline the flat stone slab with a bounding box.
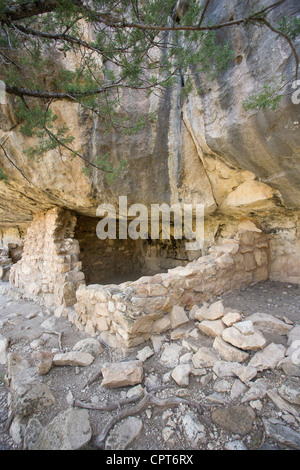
[222,326,267,351]
[263,418,300,449]
[53,351,94,367]
[213,336,249,363]
[278,377,300,406]
[247,313,292,336]
[198,319,225,338]
[101,360,143,388]
[233,320,255,336]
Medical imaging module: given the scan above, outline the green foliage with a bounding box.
[242,82,283,111]
[277,16,300,40]
[0,167,8,182]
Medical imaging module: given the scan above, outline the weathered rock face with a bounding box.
[0,0,299,286]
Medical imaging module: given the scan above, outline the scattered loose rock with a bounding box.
[1,283,299,451]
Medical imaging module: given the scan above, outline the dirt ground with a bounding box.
[0,279,299,451]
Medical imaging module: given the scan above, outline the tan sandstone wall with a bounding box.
[9,207,85,308]
[72,223,269,348]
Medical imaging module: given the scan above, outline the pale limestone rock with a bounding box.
[72,338,103,357]
[224,440,247,450]
[151,316,171,334]
[241,379,269,403]
[198,319,225,338]
[250,400,263,411]
[248,343,286,371]
[233,365,258,383]
[106,417,143,450]
[238,219,262,232]
[233,320,255,336]
[194,305,209,322]
[136,346,154,362]
[53,351,94,367]
[221,180,275,207]
[222,326,267,351]
[6,353,56,417]
[192,347,221,369]
[101,360,143,388]
[212,361,242,378]
[278,377,300,406]
[170,305,189,329]
[287,325,300,345]
[171,364,192,387]
[267,389,299,418]
[180,414,206,446]
[151,335,164,353]
[160,343,183,368]
[213,336,249,363]
[222,311,242,326]
[230,379,247,400]
[24,418,44,450]
[213,379,231,393]
[32,408,92,450]
[31,350,53,375]
[0,334,9,365]
[199,300,224,321]
[246,312,293,336]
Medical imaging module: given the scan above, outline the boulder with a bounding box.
[32,408,92,450]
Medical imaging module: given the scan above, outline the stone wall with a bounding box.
[9,208,85,308]
[71,223,269,348]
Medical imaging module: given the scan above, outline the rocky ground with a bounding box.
[0,279,299,452]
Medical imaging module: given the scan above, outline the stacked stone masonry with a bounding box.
[72,227,269,348]
[9,208,85,308]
